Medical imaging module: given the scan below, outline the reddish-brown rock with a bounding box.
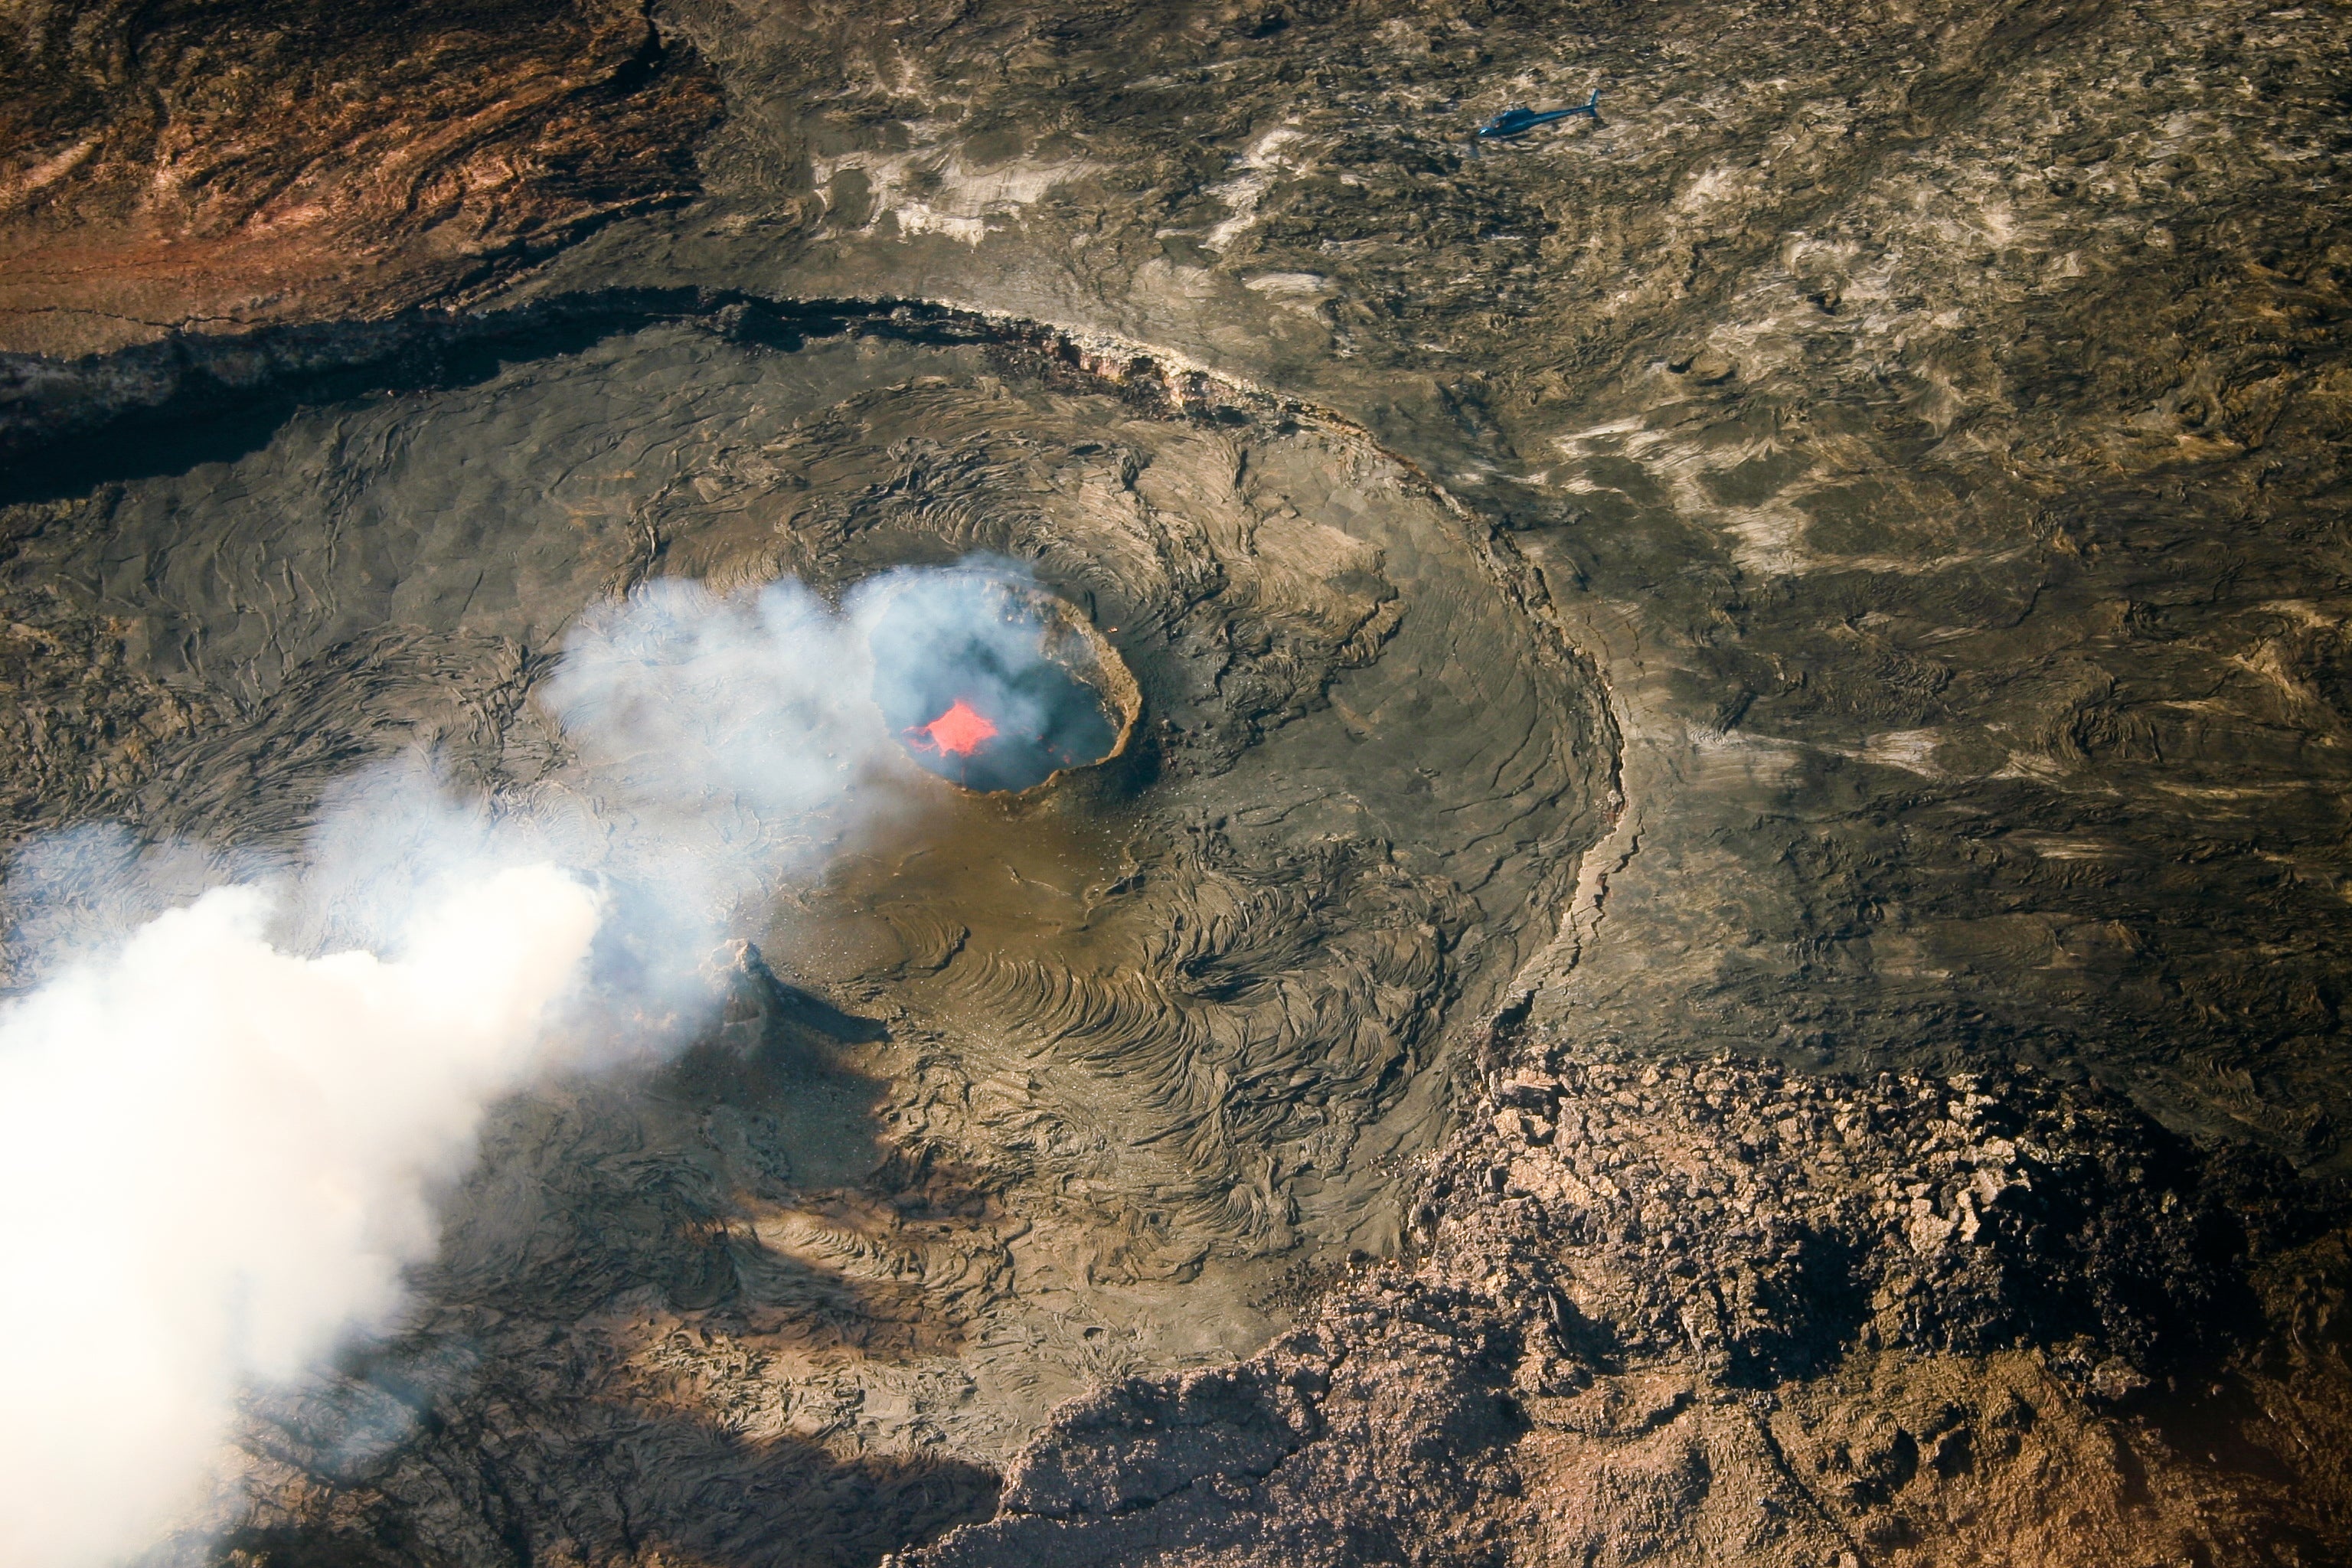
[0,0,720,355]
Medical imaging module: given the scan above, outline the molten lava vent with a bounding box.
[913,697,1000,759]
[867,567,1129,792]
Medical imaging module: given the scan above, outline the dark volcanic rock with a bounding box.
[5,0,2352,1562]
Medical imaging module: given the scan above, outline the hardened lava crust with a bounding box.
[5,0,2352,1563]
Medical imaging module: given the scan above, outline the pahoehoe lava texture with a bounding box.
[9,0,2352,1561]
[0,301,1609,1565]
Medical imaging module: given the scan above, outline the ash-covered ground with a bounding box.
[5,0,2352,1563]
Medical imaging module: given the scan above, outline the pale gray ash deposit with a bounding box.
[2,0,2350,1565]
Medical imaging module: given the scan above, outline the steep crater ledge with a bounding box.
[0,295,1617,1567]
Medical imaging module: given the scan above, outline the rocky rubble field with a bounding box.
[926,1051,2352,1565]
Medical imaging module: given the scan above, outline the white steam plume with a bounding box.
[0,864,602,1568]
[0,556,1062,1567]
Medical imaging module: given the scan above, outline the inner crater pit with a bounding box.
[870,567,1137,793]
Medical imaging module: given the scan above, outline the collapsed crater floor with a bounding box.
[0,302,1611,1563]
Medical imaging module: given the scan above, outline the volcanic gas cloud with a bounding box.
[0,557,1125,1567]
[870,565,1125,792]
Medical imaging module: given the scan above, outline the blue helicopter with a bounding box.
[1475,90,1602,140]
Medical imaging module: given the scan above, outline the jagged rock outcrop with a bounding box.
[916,1052,2352,1566]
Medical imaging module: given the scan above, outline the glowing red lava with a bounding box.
[909,698,998,759]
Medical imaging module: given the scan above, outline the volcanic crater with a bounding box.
[11,0,2352,1559]
[867,568,1138,795]
[0,299,1612,1564]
